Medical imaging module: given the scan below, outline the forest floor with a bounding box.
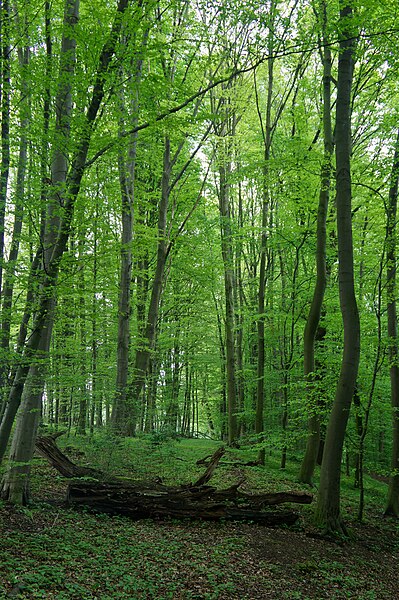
[0,435,399,599]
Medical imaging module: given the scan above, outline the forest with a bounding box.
[1,0,399,596]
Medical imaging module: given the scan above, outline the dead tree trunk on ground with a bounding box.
[35,437,312,525]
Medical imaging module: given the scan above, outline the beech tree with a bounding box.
[299,0,333,485]
[0,0,132,500]
[314,1,360,534]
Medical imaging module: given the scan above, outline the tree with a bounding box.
[299,0,333,485]
[0,0,131,501]
[314,1,360,534]
[384,128,399,517]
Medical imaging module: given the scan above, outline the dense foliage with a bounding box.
[0,0,399,531]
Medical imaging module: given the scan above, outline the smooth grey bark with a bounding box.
[0,38,30,411]
[255,55,273,464]
[235,175,245,434]
[0,0,131,469]
[90,200,99,432]
[0,329,51,503]
[384,128,399,517]
[299,3,333,484]
[0,0,79,501]
[0,0,10,296]
[218,156,238,445]
[77,236,88,435]
[314,2,359,534]
[127,137,171,432]
[111,23,147,431]
[213,290,227,440]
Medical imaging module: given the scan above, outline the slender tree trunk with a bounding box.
[0,0,130,468]
[0,361,47,503]
[77,237,88,435]
[218,155,238,445]
[0,0,79,499]
[236,176,245,433]
[213,291,227,440]
[299,3,332,484]
[0,37,30,405]
[112,129,135,431]
[314,2,359,534]
[128,137,171,430]
[90,200,99,433]
[255,11,275,464]
[384,128,399,517]
[112,24,147,433]
[0,0,10,296]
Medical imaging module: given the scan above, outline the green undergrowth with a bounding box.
[0,507,243,599]
[0,435,398,599]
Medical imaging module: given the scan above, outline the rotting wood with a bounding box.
[35,433,103,479]
[196,456,261,467]
[192,446,225,486]
[66,480,309,525]
[35,435,313,526]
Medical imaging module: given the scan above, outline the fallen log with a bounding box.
[192,446,225,486]
[35,433,104,480]
[196,452,261,468]
[66,480,306,525]
[36,435,313,526]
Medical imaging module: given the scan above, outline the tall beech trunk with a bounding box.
[254,0,280,463]
[0,39,30,403]
[314,2,359,534]
[0,0,79,501]
[112,25,147,433]
[218,157,238,445]
[0,0,10,296]
[0,1,53,422]
[0,337,50,503]
[299,2,332,484]
[384,128,399,517]
[77,236,88,435]
[127,137,171,432]
[0,0,131,470]
[111,101,136,432]
[90,201,99,433]
[255,57,273,466]
[213,291,227,440]
[236,176,245,433]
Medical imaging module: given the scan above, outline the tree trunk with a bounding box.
[0,0,79,501]
[112,24,147,433]
[0,39,30,401]
[255,55,273,466]
[0,333,52,504]
[77,236,88,435]
[218,157,238,445]
[314,2,359,534]
[0,0,131,468]
[0,0,11,297]
[299,2,332,484]
[127,137,171,432]
[36,439,312,525]
[384,128,399,517]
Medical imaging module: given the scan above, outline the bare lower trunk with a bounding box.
[384,128,399,517]
[126,138,171,432]
[111,25,147,433]
[299,4,332,484]
[218,159,238,445]
[0,0,11,296]
[314,2,359,534]
[0,323,53,504]
[0,0,130,467]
